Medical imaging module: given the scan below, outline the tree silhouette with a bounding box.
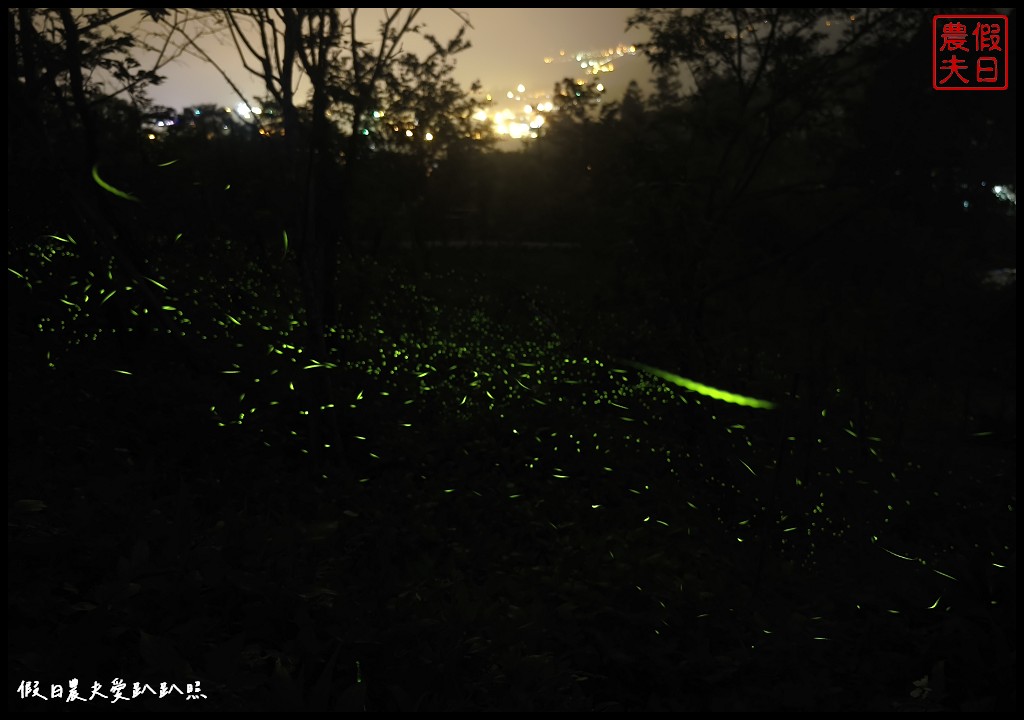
[8,8,200,358]
[136,8,481,475]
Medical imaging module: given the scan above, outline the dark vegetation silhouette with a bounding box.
[8,7,1015,711]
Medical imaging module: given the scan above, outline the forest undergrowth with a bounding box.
[8,250,1016,712]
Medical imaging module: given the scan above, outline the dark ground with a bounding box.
[7,245,1016,712]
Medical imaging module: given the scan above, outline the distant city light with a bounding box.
[992,185,1017,204]
[232,102,262,120]
[507,122,530,139]
[477,42,635,140]
[163,39,637,144]
[545,43,638,76]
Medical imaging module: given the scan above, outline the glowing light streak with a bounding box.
[622,361,776,409]
[92,165,140,202]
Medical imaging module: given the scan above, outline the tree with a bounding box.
[549,76,606,124]
[9,8,169,183]
[612,9,932,370]
[196,8,480,313]
[146,7,482,476]
[630,8,926,219]
[8,8,198,355]
[613,7,1014,446]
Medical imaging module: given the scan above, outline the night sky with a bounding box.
[135,8,652,111]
